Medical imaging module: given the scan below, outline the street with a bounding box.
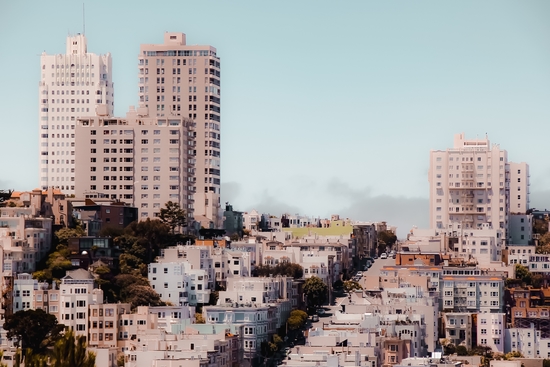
[359,257,395,290]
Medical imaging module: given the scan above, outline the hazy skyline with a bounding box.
[1,1,550,236]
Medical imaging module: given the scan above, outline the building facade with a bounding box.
[139,32,221,227]
[429,133,509,232]
[39,34,114,194]
[74,106,195,224]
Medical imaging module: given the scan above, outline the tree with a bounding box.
[343,280,363,293]
[287,316,303,330]
[50,330,96,367]
[534,218,549,236]
[111,274,164,309]
[159,201,187,234]
[333,279,344,291]
[287,309,308,331]
[55,226,85,246]
[195,313,206,324]
[123,219,172,263]
[538,232,550,253]
[290,309,308,322]
[377,230,397,254]
[456,345,468,356]
[303,276,328,311]
[124,284,165,309]
[253,263,303,279]
[46,245,73,279]
[3,309,64,355]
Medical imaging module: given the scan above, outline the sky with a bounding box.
[1,1,549,237]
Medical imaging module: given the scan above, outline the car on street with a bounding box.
[380,253,388,259]
[312,314,319,322]
[316,308,325,315]
[356,271,363,277]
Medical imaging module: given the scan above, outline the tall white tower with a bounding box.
[39,34,114,194]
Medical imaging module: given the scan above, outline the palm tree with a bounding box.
[50,330,95,367]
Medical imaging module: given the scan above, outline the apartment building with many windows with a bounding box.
[39,34,114,194]
[429,134,509,232]
[429,134,530,239]
[139,32,221,227]
[74,105,195,223]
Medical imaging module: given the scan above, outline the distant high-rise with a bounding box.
[428,133,531,233]
[138,32,221,227]
[39,34,114,194]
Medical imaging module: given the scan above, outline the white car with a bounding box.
[380,253,388,259]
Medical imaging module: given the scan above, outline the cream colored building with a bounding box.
[74,105,195,224]
[139,32,221,227]
[39,34,114,194]
[429,133,509,232]
[509,162,530,214]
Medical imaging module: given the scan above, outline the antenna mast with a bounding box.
[83,3,86,35]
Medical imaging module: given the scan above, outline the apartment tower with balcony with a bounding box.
[74,105,196,225]
[39,34,114,194]
[429,134,512,233]
[138,32,221,227]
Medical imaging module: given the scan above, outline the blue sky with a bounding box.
[1,1,549,236]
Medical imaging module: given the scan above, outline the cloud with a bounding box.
[0,179,14,190]
[221,181,243,204]
[530,190,550,211]
[335,194,429,238]
[244,190,303,216]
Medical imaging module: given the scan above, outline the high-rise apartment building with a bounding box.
[74,105,195,224]
[508,162,530,214]
[39,34,114,194]
[429,133,510,231]
[138,32,221,227]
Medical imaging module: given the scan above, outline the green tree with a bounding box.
[45,244,73,280]
[290,309,308,322]
[50,330,96,367]
[159,201,187,234]
[123,219,172,263]
[124,284,165,309]
[55,226,85,246]
[195,313,206,324]
[503,351,523,360]
[112,273,164,309]
[534,218,549,236]
[456,345,468,356]
[333,279,344,291]
[303,276,328,311]
[514,264,534,286]
[287,316,303,330]
[13,349,47,367]
[273,334,283,348]
[3,309,64,355]
[253,263,304,279]
[538,232,550,253]
[343,280,363,293]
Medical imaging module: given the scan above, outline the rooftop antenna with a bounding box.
[83,3,86,35]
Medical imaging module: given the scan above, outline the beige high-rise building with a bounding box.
[138,32,221,227]
[429,133,509,231]
[508,162,530,214]
[74,105,195,225]
[39,34,114,194]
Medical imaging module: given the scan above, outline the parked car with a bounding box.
[380,253,388,259]
[316,308,325,315]
[312,315,319,322]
